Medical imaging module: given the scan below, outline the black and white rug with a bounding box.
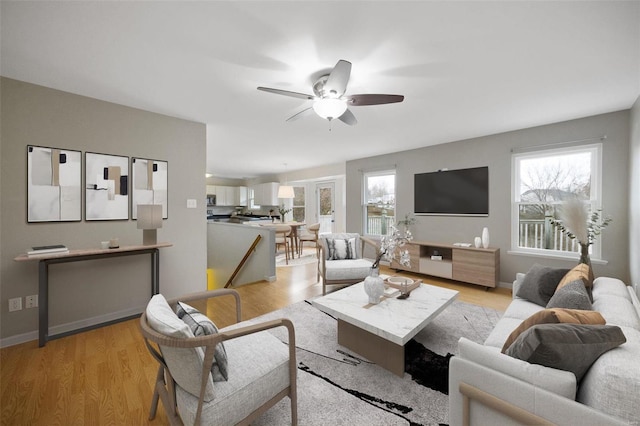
[242,298,502,425]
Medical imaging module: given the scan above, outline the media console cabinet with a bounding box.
[390,241,499,288]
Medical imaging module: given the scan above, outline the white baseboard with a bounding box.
[0,305,145,348]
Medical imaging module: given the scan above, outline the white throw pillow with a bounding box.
[327,238,356,260]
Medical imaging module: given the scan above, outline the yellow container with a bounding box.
[207,268,215,290]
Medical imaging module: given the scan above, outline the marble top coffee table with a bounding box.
[312,280,459,376]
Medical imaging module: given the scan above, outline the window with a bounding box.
[363,170,395,236]
[512,144,603,258]
[292,186,305,222]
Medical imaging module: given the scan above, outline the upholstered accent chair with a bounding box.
[318,233,378,295]
[139,289,297,426]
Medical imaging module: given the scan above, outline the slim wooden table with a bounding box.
[14,243,172,347]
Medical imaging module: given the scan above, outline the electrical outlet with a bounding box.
[9,297,22,312]
[187,199,197,208]
[26,295,38,308]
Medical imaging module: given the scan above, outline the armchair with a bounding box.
[139,289,297,425]
[318,233,378,295]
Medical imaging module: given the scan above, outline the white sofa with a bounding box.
[449,275,640,426]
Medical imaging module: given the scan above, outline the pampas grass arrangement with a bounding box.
[549,198,612,261]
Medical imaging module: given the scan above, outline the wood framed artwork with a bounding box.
[27,145,82,222]
[132,158,168,219]
[85,152,129,220]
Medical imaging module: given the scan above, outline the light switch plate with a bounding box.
[186,199,197,208]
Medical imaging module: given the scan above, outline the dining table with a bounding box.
[262,221,306,258]
[286,221,306,257]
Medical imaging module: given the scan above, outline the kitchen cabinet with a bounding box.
[205,185,247,206]
[238,186,248,206]
[252,182,279,206]
[216,186,236,206]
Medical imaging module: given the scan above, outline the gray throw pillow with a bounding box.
[546,280,592,310]
[516,264,570,306]
[176,302,229,381]
[505,323,626,382]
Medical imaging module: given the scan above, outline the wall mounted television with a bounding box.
[414,166,489,216]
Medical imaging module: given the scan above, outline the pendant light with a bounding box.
[277,163,294,199]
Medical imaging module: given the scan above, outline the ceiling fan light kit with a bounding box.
[312,98,348,120]
[258,59,404,126]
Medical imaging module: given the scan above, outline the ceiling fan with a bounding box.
[257,60,404,126]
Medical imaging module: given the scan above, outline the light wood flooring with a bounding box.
[0,259,511,425]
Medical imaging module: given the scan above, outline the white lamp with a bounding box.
[278,163,295,199]
[313,98,347,121]
[137,204,163,245]
[277,185,294,198]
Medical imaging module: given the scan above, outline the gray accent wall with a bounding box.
[630,96,640,295]
[347,110,631,286]
[1,78,207,344]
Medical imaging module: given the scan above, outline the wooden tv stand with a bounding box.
[390,241,499,288]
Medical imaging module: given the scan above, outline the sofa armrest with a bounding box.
[458,338,576,398]
[449,356,628,426]
[512,273,526,300]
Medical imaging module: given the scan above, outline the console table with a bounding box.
[14,243,172,347]
[390,241,499,288]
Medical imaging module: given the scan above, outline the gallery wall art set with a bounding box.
[27,145,168,223]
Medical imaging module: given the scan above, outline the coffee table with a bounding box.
[311,280,459,376]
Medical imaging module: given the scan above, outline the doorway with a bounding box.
[316,182,335,234]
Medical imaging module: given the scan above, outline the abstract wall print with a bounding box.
[132,158,168,219]
[85,152,129,220]
[27,145,82,222]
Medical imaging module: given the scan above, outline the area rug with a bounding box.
[233,297,502,425]
[276,248,319,267]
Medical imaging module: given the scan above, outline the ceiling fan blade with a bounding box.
[286,107,313,122]
[346,94,404,106]
[338,108,357,126]
[324,60,352,97]
[257,87,314,100]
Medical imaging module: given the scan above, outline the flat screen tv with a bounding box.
[414,166,489,216]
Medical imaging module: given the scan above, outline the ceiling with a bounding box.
[2,1,639,179]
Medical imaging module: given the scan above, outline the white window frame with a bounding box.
[362,169,396,237]
[511,143,603,260]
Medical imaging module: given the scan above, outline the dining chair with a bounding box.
[274,224,293,264]
[298,223,320,257]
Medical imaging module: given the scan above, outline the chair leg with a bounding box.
[149,366,164,420]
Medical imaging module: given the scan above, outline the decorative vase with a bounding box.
[579,243,595,282]
[474,236,482,248]
[481,227,490,248]
[364,268,385,304]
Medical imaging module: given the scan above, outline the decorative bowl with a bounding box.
[387,276,414,286]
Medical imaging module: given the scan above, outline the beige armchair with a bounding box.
[318,233,378,295]
[139,289,297,425]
